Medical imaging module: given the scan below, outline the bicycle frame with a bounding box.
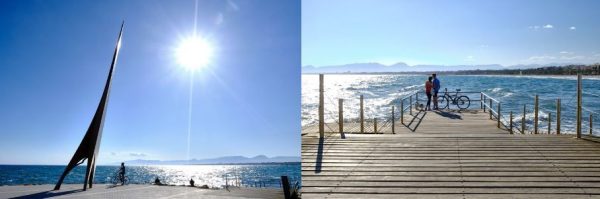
[437,88,471,110]
[443,89,461,105]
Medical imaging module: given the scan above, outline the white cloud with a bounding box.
[528,55,556,61]
[464,55,475,62]
[570,26,576,30]
[560,55,586,60]
[528,25,553,30]
[129,152,147,157]
[559,51,573,54]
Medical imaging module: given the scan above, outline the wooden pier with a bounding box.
[302,109,600,198]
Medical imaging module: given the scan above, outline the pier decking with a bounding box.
[302,109,600,198]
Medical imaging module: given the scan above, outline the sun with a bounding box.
[175,36,214,71]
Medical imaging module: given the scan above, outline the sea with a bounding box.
[302,74,600,135]
[0,163,300,188]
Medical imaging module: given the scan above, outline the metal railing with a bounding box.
[310,74,598,139]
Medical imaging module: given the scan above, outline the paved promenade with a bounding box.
[0,184,283,199]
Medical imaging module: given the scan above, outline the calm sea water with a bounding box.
[302,74,600,135]
[0,163,300,188]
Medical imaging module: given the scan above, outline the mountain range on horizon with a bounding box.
[301,62,591,73]
[113,155,300,165]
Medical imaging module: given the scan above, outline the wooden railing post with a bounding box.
[480,93,483,110]
[392,106,395,134]
[416,92,419,110]
[548,112,552,134]
[497,103,501,128]
[509,111,513,134]
[590,114,594,135]
[534,95,539,134]
[360,95,364,133]
[557,98,561,135]
[489,99,493,120]
[400,100,404,125]
[409,95,413,115]
[339,99,343,135]
[374,118,378,133]
[483,95,486,112]
[577,74,582,138]
[319,74,324,138]
[522,104,526,134]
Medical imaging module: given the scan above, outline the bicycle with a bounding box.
[436,88,471,110]
[109,171,129,185]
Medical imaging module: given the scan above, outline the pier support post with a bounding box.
[522,104,526,134]
[577,74,582,138]
[497,103,501,128]
[360,95,364,133]
[319,74,325,138]
[534,95,539,134]
[374,118,378,133]
[509,111,513,134]
[400,100,404,125]
[548,112,552,134]
[339,99,343,135]
[392,106,395,134]
[557,99,561,135]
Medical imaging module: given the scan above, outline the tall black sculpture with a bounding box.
[54,22,124,191]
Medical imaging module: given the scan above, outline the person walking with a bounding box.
[425,76,433,111]
[432,74,441,110]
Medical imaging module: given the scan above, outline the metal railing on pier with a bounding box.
[308,74,599,140]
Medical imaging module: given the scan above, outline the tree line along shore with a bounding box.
[307,64,600,75]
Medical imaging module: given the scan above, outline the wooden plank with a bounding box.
[301,110,600,197]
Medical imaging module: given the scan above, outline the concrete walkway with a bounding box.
[0,184,283,199]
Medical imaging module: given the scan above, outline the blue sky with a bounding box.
[303,0,600,67]
[0,0,300,165]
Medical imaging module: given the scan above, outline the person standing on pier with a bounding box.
[118,162,126,185]
[432,74,441,110]
[425,76,433,110]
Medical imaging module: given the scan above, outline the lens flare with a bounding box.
[176,36,213,71]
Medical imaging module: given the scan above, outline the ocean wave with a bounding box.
[301,74,600,131]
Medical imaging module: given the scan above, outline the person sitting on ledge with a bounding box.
[189,178,195,187]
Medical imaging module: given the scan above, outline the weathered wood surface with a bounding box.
[302,110,600,198]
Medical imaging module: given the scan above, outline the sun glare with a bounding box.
[176,36,213,71]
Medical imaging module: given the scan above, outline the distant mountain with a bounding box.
[301,62,582,73]
[302,62,407,73]
[117,155,300,165]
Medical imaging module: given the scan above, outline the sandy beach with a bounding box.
[0,184,284,199]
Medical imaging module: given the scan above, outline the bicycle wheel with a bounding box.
[436,96,449,109]
[110,175,119,185]
[456,96,470,109]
